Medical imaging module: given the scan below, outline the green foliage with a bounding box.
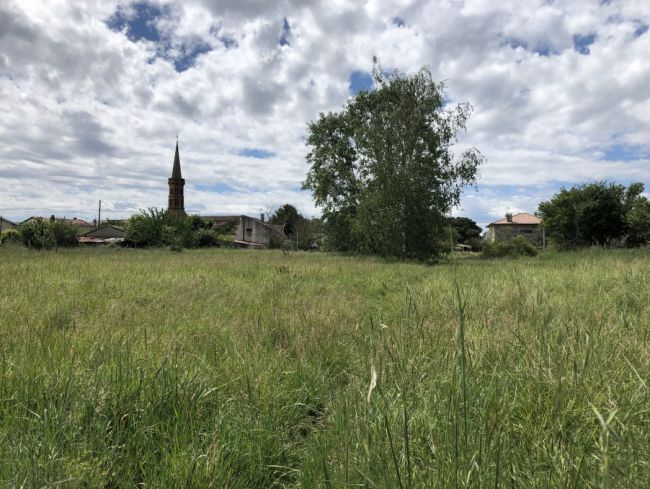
[304,62,484,261]
[268,205,323,250]
[192,228,218,248]
[16,220,80,249]
[18,220,56,249]
[124,209,218,249]
[0,229,22,246]
[447,216,482,246]
[538,181,650,248]
[50,220,80,247]
[482,235,538,258]
[0,248,648,486]
[268,204,300,236]
[467,236,484,252]
[124,208,167,247]
[625,184,650,246]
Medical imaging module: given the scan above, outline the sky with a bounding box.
[0,0,649,229]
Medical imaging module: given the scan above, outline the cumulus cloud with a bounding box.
[0,0,648,228]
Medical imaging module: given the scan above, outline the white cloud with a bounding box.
[0,0,649,225]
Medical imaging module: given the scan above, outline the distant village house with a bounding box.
[485,212,544,246]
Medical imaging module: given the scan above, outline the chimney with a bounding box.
[260,213,265,223]
[506,212,513,223]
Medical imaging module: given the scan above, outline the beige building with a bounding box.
[485,212,543,246]
[204,215,283,248]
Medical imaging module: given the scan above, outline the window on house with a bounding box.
[520,229,533,234]
[246,228,253,238]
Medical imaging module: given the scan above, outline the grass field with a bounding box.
[0,247,648,487]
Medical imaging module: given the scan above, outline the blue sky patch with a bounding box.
[393,17,405,27]
[602,144,650,161]
[634,23,649,38]
[533,43,556,56]
[238,148,276,159]
[280,17,291,46]
[209,25,238,48]
[503,37,528,50]
[106,1,213,72]
[106,1,168,43]
[349,71,373,95]
[573,33,596,54]
[220,36,237,48]
[174,39,212,71]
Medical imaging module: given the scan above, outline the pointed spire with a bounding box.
[171,139,182,179]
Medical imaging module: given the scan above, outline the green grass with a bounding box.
[0,247,648,487]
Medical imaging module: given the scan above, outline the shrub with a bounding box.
[0,229,22,246]
[50,221,79,247]
[125,209,220,249]
[124,208,166,247]
[19,220,56,249]
[193,228,218,248]
[482,236,538,258]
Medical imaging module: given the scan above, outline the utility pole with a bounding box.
[97,200,102,229]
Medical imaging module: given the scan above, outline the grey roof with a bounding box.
[81,225,125,239]
[0,217,17,226]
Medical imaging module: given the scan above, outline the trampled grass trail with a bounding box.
[0,247,648,487]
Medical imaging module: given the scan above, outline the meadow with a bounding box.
[0,246,648,487]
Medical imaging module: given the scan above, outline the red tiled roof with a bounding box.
[488,213,541,226]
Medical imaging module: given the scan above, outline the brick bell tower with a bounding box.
[168,138,186,216]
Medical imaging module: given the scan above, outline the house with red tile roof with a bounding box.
[485,212,544,246]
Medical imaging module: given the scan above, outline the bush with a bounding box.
[193,228,218,248]
[124,209,166,247]
[482,236,538,258]
[19,220,56,249]
[18,220,80,249]
[50,221,79,247]
[125,209,219,249]
[0,229,22,246]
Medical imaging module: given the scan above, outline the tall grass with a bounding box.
[0,247,648,487]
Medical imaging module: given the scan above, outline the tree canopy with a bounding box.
[268,204,324,250]
[268,204,301,237]
[303,63,483,260]
[447,216,482,245]
[538,181,650,248]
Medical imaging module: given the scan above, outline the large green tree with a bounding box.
[303,63,483,260]
[268,204,324,250]
[268,204,301,236]
[447,216,482,245]
[624,183,650,246]
[538,181,650,248]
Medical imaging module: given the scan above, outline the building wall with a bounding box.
[235,216,271,245]
[0,218,16,231]
[487,224,543,245]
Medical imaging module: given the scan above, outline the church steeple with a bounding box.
[168,138,186,216]
[171,140,182,179]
